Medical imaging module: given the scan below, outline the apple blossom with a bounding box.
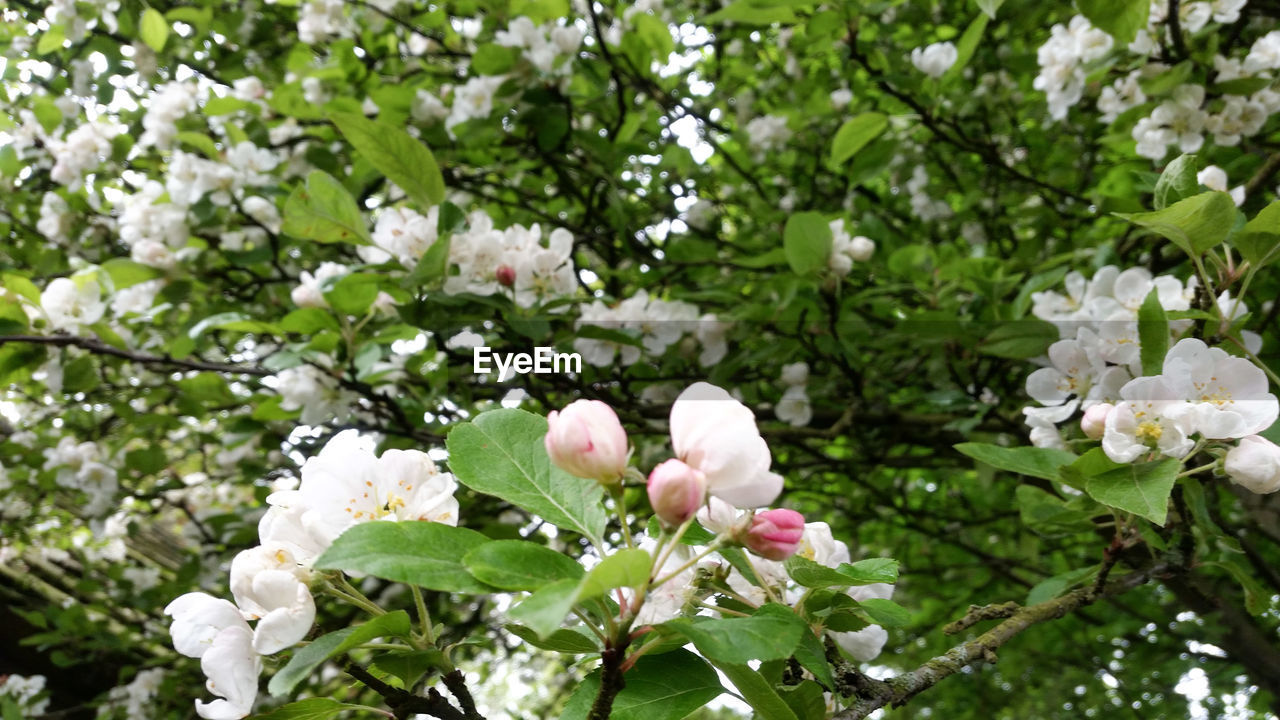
[1102,377,1196,463]
[1224,435,1280,494]
[743,508,805,560]
[164,592,251,659]
[194,625,261,720]
[1159,338,1278,439]
[647,459,707,527]
[1081,403,1113,440]
[670,382,784,508]
[544,399,629,483]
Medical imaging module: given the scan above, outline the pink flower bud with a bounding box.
[647,459,707,527]
[544,400,629,484]
[1081,403,1113,440]
[742,508,805,561]
[496,264,517,287]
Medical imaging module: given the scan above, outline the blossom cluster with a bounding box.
[163,432,460,719]
[573,290,725,367]
[1024,266,1279,494]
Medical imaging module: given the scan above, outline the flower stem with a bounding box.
[411,584,433,644]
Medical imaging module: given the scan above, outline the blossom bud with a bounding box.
[496,264,517,287]
[1080,403,1113,440]
[848,236,875,262]
[545,400,629,484]
[742,508,805,560]
[1224,435,1280,494]
[647,459,707,527]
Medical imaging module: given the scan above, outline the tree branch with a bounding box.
[833,562,1168,719]
[0,335,271,376]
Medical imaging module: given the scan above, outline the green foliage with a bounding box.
[1117,191,1238,258]
[329,112,445,210]
[314,523,494,592]
[447,409,607,546]
[269,612,413,696]
[282,171,373,245]
[783,212,833,276]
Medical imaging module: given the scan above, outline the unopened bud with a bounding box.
[741,508,805,561]
[544,400,629,484]
[647,459,707,527]
[1081,403,1113,440]
[496,264,517,287]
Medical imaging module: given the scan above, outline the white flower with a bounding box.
[1132,85,1207,162]
[112,279,164,316]
[195,625,261,719]
[447,76,506,131]
[835,626,890,662]
[780,362,809,387]
[37,193,72,243]
[743,114,791,152]
[273,364,352,426]
[775,386,812,427]
[42,278,105,331]
[265,431,460,554]
[1224,435,1280,494]
[291,262,348,309]
[164,592,250,659]
[1101,377,1196,463]
[670,382,784,508]
[694,314,730,367]
[412,89,451,123]
[1025,338,1107,407]
[830,88,853,108]
[1197,165,1246,205]
[140,82,198,148]
[297,0,348,44]
[1244,30,1280,74]
[229,543,315,654]
[911,41,957,78]
[48,123,113,190]
[365,206,439,267]
[1160,338,1278,439]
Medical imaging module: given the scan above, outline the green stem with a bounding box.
[411,585,433,644]
[652,541,723,588]
[323,585,386,617]
[1178,461,1219,478]
[608,484,635,549]
[334,576,388,616]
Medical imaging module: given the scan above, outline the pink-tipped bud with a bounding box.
[742,508,805,561]
[496,264,517,287]
[647,459,707,527]
[544,400,629,484]
[1081,403,1113,440]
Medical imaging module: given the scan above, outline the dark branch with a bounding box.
[0,335,272,376]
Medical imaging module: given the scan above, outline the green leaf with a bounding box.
[369,649,448,687]
[559,649,723,720]
[1139,60,1193,97]
[704,1,799,25]
[1232,201,1280,269]
[785,555,859,588]
[177,131,220,159]
[313,522,494,593]
[1137,288,1168,377]
[783,212,833,276]
[403,235,452,289]
[100,258,164,290]
[140,9,170,52]
[472,44,520,75]
[324,273,382,316]
[446,409,607,546]
[780,681,828,720]
[662,603,807,664]
[955,442,1077,481]
[1153,154,1199,210]
[462,540,584,591]
[268,611,412,696]
[1203,558,1269,615]
[330,112,445,209]
[978,320,1059,359]
[1084,458,1180,525]
[837,558,900,585]
[579,549,651,598]
[250,698,370,720]
[710,661,800,720]
[975,0,1006,19]
[943,14,989,82]
[280,308,340,334]
[1116,191,1237,258]
[188,312,250,339]
[1026,566,1097,605]
[857,598,910,627]
[506,577,580,638]
[281,170,373,245]
[792,629,835,690]
[37,26,65,55]
[829,113,889,166]
[3,273,42,304]
[1076,0,1149,45]
[503,624,600,653]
